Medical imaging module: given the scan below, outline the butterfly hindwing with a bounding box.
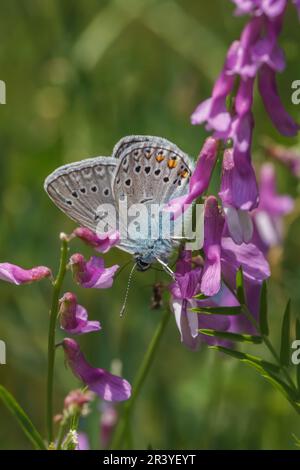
[44,156,117,232]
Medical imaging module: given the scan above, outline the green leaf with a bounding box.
[199,329,263,344]
[280,300,291,367]
[209,345,280,374]
[236,267,246,304]
[193,293,209,300]
[296,318,300,391]
[190,306,241,315]
[259,281,269,336]
[0,385,46,450]
[209,346,299,410]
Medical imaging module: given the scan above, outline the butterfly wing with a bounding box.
[112,137,194,255]
[112,137,193,206]
[44,156,118,233]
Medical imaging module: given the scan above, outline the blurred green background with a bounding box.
[1,0,300,450]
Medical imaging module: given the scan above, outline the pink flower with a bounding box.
[252,163,294,252]
[169,251,233,351]
[219,148,257,244]
[59,292,101,335]
[69,254,118,289]
[265,143,300,177]
[64,388,95,412]
[165,137,218,217]
[62,338,131,402]
[100,402,118,448]
[258,65,300,137]
[0,263,51,285]
[72,227,120,254]
[201,197,225,296]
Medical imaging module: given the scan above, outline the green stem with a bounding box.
[110,308,171,450]
[47,237,69,444]
[56,419,69,450]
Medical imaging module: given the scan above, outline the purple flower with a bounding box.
[64,388,95,413]
[169,251,232,351]
[252,163,294,252]
[69,254,118,289]
[165,137,218,217]
[258,65,300,137]
[231,0,287,18]
[0,263,51,285]
[191,71,234,133]
[59,292,101,335]
[76,433,90,451]
[62,338,131,402]
[100,402,118,448]
[265,143,300,177]
[72,227,120,254]
[201,197,225,296]
[219,148,257,243]
[221,236,270,333]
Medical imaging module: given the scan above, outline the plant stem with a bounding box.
[47,237,69,444]
[110,308,171,450]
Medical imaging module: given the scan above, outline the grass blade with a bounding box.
[190,306,241,315]
[0,385,46,450]
[259,281,269,336]
[199,329,262,344]
[280,300,291,367]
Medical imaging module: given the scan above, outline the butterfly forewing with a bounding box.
[112,140,193,206]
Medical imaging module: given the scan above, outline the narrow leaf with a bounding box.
[280,300,291,366]
[193,293,209,300]
[209,346,299,409]
[236,267,246,305]
[199,329,263,344]
[190,306,241,315]
[209,345,280,374]
[0,385,46,450]
[259,281,269,336]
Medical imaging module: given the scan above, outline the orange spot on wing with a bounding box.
[179,169,189,178]
[156,153,165,163]
[167,158,178,169]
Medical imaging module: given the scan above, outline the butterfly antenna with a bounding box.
[155,257,176,280]
[119,263,137,318]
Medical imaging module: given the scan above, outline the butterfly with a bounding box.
[44,135,194,277]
